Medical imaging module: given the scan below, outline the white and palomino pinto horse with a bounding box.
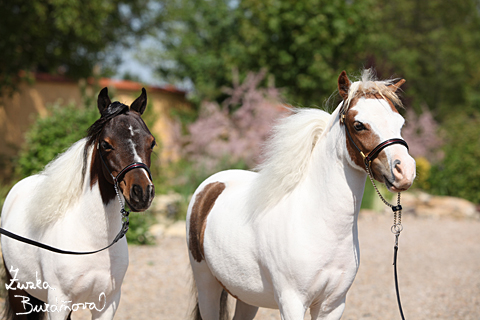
[187,70,416,320]
[1,88,155,320]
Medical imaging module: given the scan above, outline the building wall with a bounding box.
[0,76,189,178]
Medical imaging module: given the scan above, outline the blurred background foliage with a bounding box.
[0,0,152,94]
[1,0,480,241]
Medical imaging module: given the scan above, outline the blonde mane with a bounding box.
[29,138,93,228]
[251,108,331,213]
[342,69,403,114]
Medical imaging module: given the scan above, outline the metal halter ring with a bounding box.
[391,224,404,235]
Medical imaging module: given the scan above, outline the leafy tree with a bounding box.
[368,0,480,119]
[0,0,151,93]
[150,0,375,106]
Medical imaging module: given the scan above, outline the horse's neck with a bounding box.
[72,172,123,245]
[296,115,366,234]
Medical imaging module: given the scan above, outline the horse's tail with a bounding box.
[2,259,47,320]
[191,284,229,320]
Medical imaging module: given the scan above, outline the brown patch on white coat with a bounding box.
[189,182,226,263]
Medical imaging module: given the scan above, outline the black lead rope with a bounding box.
[0,224,128,255]
[393,233,406,320]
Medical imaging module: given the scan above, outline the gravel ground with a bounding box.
[24,214,480,319]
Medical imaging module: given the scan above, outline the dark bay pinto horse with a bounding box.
[1,88,155,319]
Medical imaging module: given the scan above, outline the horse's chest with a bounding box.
[54,242,129,298]
[263,232,360,306]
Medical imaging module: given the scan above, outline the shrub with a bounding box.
[126,211,155,245]
[428,113,480,204]
[179,69,286,171]
[16,102,98,177]
[402,106,443,163]
[414,157,431,190]
[165,70,286,204]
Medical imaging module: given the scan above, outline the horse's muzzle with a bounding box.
[127,183,155,212]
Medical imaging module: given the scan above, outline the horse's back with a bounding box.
[186,169,257,231]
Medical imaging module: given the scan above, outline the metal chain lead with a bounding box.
[365,165,403,236]
[113,178,130,233]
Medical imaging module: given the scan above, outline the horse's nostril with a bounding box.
[147,185,155,199]
[132,184,143,200]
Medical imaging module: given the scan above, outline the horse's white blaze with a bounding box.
[128,138,150,181]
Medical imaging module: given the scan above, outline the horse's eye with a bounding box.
[101,140,114,151]
[353,121,366,131]
[151,139,157,150]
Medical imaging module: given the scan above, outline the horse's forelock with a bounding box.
[82,102,129,181]
[343,70,404,112]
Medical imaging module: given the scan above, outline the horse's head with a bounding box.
[89,87,155,211]
[338,70,416,192]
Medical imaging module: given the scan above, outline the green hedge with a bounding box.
[428,113,480,204]
[17,102,98,177]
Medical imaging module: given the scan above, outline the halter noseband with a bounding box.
[97,144,152,189]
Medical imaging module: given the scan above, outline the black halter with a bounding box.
[98,145,152,191]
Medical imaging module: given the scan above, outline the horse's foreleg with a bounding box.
[45,292,75,320]
[232,299,258,320]
[89,291,120,320]
[276,290,307,320]
[309,296,346,320]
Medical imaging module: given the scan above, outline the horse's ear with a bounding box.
[338,71,350,100]
[97,87,112,115]
[389,79,406,93]
[130,88,147,115]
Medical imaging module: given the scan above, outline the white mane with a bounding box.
[29,138,93,228]
[251,108,331,213]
